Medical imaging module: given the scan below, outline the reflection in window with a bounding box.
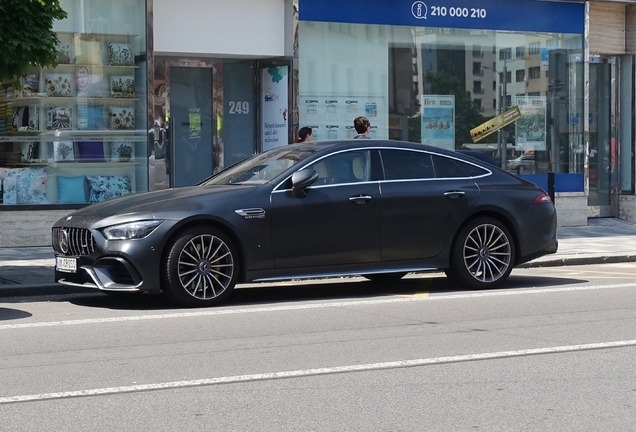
[529,67,541,79]
[529,42,541,55]
[516,70,526,82]
[299,22,584,176]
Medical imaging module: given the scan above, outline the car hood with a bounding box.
[69,185,258,219]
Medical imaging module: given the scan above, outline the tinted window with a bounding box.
[307,150,370,185]
[432,154,489,178]
[380,150,434,180]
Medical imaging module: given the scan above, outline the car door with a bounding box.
[378,149,482,262]
[269,149,381,269]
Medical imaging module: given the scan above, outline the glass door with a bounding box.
[588,59,617,217]
[169,66,214,187]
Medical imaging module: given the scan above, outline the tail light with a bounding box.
[532,193,552,204]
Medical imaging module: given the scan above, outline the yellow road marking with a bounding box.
[395,292,430,298]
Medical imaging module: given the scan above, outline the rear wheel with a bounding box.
[162,226,238,307]
[363,272,407,283]
[446,217,514,289]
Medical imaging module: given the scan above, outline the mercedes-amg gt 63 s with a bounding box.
[52,140,557,307]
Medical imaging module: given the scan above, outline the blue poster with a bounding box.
[421,95,455,150]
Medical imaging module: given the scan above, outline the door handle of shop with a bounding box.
[349,194,372,204]
[443,191,466,199]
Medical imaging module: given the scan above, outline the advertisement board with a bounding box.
[299,96,387,141]
[261,66,289,150]
[421,95,454,150]
[515,96,547,151]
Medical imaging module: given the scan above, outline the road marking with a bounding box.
[2,282,636,331]
[1,339,635,404]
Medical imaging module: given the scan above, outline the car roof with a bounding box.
[287,139,464,158]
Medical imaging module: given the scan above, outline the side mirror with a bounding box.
[291,169,318,198]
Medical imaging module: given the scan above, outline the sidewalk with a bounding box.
[1,217,635,298]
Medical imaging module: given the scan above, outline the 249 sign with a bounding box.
[228,101,250,115]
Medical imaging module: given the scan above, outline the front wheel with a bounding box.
[446,217,515,289]
[162,226,239,307]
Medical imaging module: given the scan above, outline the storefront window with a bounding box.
[0,0,147,205]
[298,0,584,176]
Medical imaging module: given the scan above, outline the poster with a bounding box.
[299,95,387,140]
[421,95,455,150]
[261,66,289,150]
[188,108,201,139]
[515,96,547,151]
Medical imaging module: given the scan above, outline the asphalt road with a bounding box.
[1,264,636,431]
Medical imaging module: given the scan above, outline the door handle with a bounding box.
[349,194,372,204]
[444,191,466,199]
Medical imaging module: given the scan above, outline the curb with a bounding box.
[518,254,636,268]
[0,283,87,298]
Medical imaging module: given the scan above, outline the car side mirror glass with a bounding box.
[291,169,318,198]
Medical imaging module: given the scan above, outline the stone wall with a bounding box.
[0,210,70,247]
[555,193,588,227]
[619,196,636,223]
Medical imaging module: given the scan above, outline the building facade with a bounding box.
[0,0,634,246]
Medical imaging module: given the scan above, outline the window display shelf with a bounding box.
[0,24,145,207]
[12,97,137,107]
[43,64,139,71]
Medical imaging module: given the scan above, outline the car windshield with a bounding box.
[202,146,319,185]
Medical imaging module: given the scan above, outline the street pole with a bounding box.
[500,61,508,171]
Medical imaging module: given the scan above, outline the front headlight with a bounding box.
[101,220,164,240]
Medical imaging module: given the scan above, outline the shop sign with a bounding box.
[300,0,584,34]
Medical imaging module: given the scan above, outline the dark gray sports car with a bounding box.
[52,140,557,307]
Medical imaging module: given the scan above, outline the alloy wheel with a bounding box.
[177,234,235,300]
[462,223,512,283]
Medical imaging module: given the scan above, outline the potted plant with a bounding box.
[116,143,133,162]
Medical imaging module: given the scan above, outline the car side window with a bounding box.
[307,150,370,185]
[380,149,434,180]
[431,154,489,178]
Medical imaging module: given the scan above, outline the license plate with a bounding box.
[56,257,77,273]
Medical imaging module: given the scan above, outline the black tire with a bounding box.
[162,226,239,307]
[517,165,525,174]
[446,217,515,289]
[363,272,407,283]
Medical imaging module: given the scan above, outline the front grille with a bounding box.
[52,227,96,256]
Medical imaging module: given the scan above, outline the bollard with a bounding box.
[547,172,555,203]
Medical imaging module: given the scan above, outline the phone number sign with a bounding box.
[411,1,487,20]
[300,0,584,34]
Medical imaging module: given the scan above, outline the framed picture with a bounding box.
[21,142,40,162]
[46,106,73,130]
[51,141,75,162]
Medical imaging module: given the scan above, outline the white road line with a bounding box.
[1,339,635,404]
[2,282,636,331]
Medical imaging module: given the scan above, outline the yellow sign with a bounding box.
[189,108,201,139]
[470,106,522,142]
